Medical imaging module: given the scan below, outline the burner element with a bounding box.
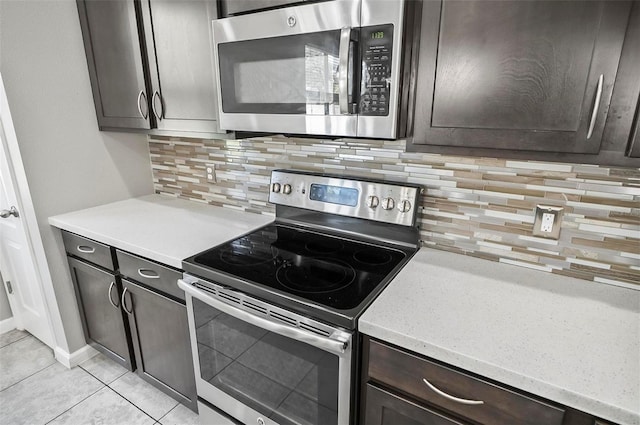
[277,258,355,294]
[353,249,393,266]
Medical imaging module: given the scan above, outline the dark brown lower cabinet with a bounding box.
[365,384,466,425]
[67,257,134,370]
[121,278,197,411]
[361,337,600,425]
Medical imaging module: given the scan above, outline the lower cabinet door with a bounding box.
[67,257,134,370]
[365,384,467,425]
[121,278,197,411]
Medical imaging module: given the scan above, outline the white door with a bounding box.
[0,81,54,347]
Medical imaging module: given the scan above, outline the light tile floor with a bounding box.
[0,329,202,425]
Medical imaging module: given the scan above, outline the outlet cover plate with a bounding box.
[533,205,563,239]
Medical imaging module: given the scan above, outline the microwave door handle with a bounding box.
[339,27,352,115]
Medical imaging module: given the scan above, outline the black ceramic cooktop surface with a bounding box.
[190,224,406,310]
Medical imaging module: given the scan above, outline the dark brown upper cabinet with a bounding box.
[77,0,221,135]
[220,0,305,17]
[409,0,634,162]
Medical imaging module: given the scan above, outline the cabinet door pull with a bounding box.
[107,281,119,308]
[137,268,160,279]
[137,90,148,120]
[76,245,95,254]
[152,91,163,120]
[586,74,604,140]
[422,378,484,405]
[121,288,133,314]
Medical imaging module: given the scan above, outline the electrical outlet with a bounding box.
[206,164,216,183]
[533,205,563,239]
[540,212,555,232]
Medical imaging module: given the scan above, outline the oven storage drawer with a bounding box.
[367,339,565,425]
[62,231,114,271]
[116,250,183,301]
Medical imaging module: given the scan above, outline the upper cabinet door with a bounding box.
[77,0,151,130]
[142,0,220,134]
[411,1,631,154]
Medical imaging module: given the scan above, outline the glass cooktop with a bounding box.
[190,224,406,310]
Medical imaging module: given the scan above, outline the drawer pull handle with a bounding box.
[107,281,119,309]
[77,245,95,254]
[422,378,484,406]
[137,268,160,279]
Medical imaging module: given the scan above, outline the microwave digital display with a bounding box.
[309,184,359,207]
[360,24,393,117]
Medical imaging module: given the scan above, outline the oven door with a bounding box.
[212,0,361,137]
[178,278,353,425]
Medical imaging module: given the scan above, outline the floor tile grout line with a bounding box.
[0,360,57,393]
[43,384,106,425]
[158,402,180,423]
[107,381,173,423]
[78,363,128,387]
[0,332,30,349]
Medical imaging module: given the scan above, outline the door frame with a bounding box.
[0,73,67,355]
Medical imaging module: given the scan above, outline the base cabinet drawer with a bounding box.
[63,231,114,270]
[67,257,134,370]
[365,338,565,425]
[365,384,466,425]
[116,250,183,301]
[121,278,197,412]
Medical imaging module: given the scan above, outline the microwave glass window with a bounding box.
[218,30,343,115]
[193,298,339,425]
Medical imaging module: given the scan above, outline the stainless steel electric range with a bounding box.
[178,170,421,425]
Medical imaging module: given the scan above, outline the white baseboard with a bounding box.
[0,317,16,334]
[54,344,98,369]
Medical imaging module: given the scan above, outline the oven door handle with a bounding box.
[178,279,350,355]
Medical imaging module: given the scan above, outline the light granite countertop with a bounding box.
[359,248,640,425]
[48,194,273,269]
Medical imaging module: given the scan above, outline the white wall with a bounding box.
[0,1,154,352]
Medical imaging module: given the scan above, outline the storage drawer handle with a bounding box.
[107,281,119,309]
[121,288,133,315]
[586,74,604,140]
[76,245,95,254]
[137,268,160,279]
[422,378,484,406]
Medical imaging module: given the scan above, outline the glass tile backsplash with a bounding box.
[149,135,639,289]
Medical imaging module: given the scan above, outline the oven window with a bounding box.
[193,298,339,425]
[218,30,343,115]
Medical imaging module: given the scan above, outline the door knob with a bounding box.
[0,206,19,218]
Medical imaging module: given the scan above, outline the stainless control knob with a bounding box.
[283,184,292,195]
[272,183,281,193]
[398,200,412,213]
[366,195,379,208]
[381,197,395,210]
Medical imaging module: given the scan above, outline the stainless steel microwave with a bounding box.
[212,0,414,139]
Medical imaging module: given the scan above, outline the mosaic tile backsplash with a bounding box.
[149,136,640,289]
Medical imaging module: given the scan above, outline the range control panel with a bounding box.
[360,24,393,116]
[269,170,420,227]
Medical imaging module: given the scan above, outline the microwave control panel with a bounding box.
[360,24,393,116]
